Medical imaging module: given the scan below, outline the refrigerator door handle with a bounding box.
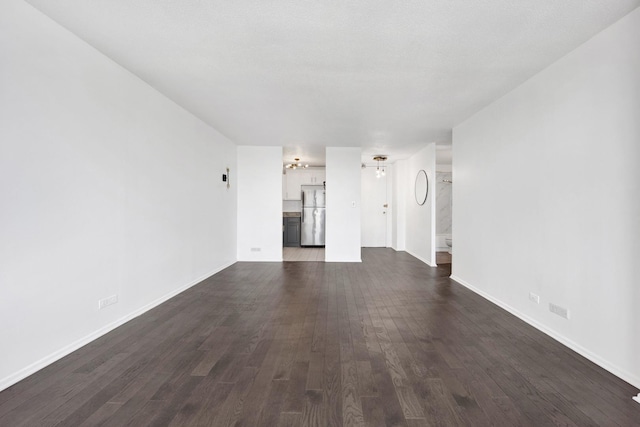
[301,192,305,222]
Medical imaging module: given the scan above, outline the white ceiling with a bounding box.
[26,0,640,163]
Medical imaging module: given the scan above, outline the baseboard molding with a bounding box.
[405,249,436,267]
[450,274,640,390]
[0,260,236,393]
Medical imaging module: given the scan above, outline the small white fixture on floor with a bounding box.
[445,237,452,254]
[633,393,640,404]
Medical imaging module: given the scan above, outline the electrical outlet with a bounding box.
[98,294,118,309]
[549,302,569,319]
[250,247,261,252]
[529,292,540,304]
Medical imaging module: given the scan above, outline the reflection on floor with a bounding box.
[436,251,452,264]
[283,247,325,261]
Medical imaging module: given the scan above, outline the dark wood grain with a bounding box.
[1,249,638,426]
[278,411,302,427]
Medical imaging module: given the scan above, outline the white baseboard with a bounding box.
[406,249,436,267]
[0,260,236,393]
[450,275,640,390]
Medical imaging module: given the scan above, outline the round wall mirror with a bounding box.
[415,170,428,205]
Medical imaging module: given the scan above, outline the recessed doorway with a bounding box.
[361,161,389,247]
[435,145,452,265]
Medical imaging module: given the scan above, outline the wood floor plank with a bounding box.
[361,396,387,427]
[323,343,343,427]
[301,389,325,427]
[368,353,409,427]
[168,381,234,426]
[341,359,365,427]
[356,361,377,397]
[306,352,324,391]
[283,361,310,413]
[210,366,258,427]
[1,249,638,426]
[418,378,464,426]
[278,411,302,427]
[78,402,123,427]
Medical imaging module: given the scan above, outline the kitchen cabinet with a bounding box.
[284,170,304,200]
[283,217,301,247]
[283,168,325,200]
[310,169,325,185]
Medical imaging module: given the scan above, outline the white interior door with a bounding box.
[361,167,387,247]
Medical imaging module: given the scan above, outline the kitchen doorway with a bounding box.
[282,147,326,262]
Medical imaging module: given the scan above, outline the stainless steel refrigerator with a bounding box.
[301,185,326,247]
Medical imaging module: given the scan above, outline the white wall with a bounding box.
[237,146,282,261]
[326,147,361,262]
[0,0,237,391]
[392,160,408,251]
[405,144,437,266]
[452,7,640,388]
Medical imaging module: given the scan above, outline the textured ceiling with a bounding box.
[26,0,640,162]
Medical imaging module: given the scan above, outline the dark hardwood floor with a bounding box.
[1,248,638,426]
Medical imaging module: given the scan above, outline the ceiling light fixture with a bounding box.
[373,155,387,178]
[285,157,309,169]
